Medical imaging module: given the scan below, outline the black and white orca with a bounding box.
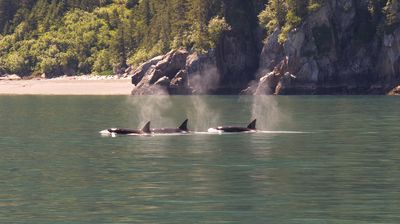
[101,119,189,135]
[105,121,151,135]
[208,119,257,133]
[151,119,189,134]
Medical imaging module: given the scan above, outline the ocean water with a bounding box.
[0,95,400,223]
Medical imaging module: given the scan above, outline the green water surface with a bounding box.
[0,96,399,223]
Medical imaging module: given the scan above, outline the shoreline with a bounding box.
[0,78,133,95]
[0,76,398,96]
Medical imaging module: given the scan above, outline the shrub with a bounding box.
[207,16,231,48]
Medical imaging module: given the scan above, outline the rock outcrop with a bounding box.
[129,49,218,95]
[249,2,400,95]
[129,1,400,95]
[388,85,400,95]
[130,55,163,85]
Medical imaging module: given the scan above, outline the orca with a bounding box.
[208,119,257,133]
[151,119,189,134]
[106,121,151,135]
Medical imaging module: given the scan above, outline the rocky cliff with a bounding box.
[130,0,400,95]
[129,49,218,95]
[253,1,400,95]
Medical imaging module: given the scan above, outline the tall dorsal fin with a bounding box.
[178,119,188,131]
[247,119,256,130]
[141,121,151,133]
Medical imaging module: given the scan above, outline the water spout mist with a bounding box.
[251,95,282,130]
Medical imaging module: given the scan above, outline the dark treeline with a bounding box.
[0,0,398,77]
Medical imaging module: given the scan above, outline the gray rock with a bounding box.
[258,29,284,76]
[170,70,188,88]
[130,49,222,95]
[388,85,400,95]
[155,49,189,79]
[254,1,400,94]
[131,49,192,94]
[216,31,260,89]
[130,55,163,85]
[255,72,281,95]
[154,76,171,87]
[377,27,400,82]
[131,83,169,95]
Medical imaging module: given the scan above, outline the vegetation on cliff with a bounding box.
[0,0,232,77]
[0,0,399,85]
[258,0,400,44]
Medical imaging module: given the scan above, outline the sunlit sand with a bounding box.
[0,79,132,95]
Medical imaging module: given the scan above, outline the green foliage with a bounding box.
[208,16,231,48]
[0,0,229,76]
[259,0,327,43]
[278,10,302,44]
[128,42,164,66]
[258,0,287,35]
[0,2,125,76]
[1,51,30,75]
[308,2,322,13]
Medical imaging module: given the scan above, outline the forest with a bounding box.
[0,0,398,77]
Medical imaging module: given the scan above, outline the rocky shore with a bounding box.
[125,1,400,96]
[125,49,218,95]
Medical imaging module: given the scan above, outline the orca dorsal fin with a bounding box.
[141,121,151,133]
[247,119,256,130]
[178,119,189,131]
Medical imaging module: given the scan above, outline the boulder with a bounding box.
[185,51,220,94]
[155,49,189,78]
[131,83,169,95]
[130,55,163,85]
[170,70,188,88]
[131,50,191,95]
[255,72,282,95]
[388,85,400,96]
[130,49,225,95]
[135,49,188,85]
[154,76,171,87]
[169,70,191,94]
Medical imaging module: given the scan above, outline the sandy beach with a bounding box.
[0,78,133,95]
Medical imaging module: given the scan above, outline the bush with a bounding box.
[4,51,30,74]
[128,41,164,67]
[278,10,302,44]
[93,49,114,73]
[308,3,321,13]
[207,16,231,48]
